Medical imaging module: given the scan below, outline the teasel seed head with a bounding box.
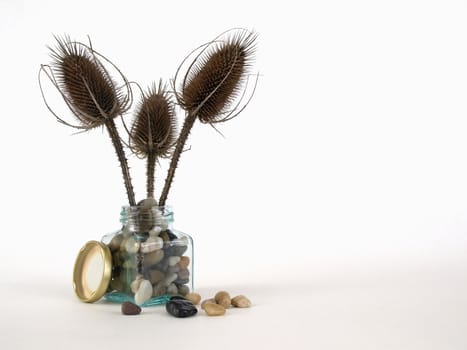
[39,35,136,206]
[130,81,177,159]
[176,29,257,123]
[40,35,132,130]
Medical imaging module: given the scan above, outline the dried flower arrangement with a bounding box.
[39,30,258,308]
[39,29,257,207]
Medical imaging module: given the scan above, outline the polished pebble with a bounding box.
[215,291,231,308]
[152,281,167,297]
[203,302,226,316]
[201,298,216,310]
[185,292,201,305]
[177,284,190,296]
[167,265,180,274]
[166,299,198,318]
[130,275,143,293]
[177,269,190,280]
[143,249,164,267]
[137,198,157,209]
[148,269,165,284]
[168,256,181,266]
[124,237,140,254]
[231,295,252,308]
[141,237,163,253]
[134,279,152,305]
[167,283,178,295]
[178,256,190,269]
[164,273,178,287]
[108,234,123,252]
[121,301,141,315]
[149,226,162,236]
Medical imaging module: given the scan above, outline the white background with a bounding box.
[1,0,467,349]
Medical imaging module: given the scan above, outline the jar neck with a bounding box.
[120,205,174,233]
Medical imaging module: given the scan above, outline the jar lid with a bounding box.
[73,240,112,303]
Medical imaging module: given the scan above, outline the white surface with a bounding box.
[2,262,467,350]
[1,0,467,348]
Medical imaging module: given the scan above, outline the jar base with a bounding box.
[104,291,171,306]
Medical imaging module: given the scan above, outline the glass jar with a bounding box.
[73,205,194,307]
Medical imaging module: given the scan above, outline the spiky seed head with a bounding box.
[180,30,256,123]
[49,36,128,128]
[130,82,177,158]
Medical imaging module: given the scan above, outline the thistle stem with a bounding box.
[159,112,197,206]
[146,151,156,199]
[105,119,136,206]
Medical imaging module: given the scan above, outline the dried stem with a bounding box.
[146,151,156,199]
[159,112,197,206]
[105,118,136,206]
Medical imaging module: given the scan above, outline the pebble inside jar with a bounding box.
[102,203,194,306]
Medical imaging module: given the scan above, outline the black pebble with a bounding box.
[166,299,197,318]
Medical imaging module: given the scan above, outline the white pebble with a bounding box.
[124,237,140,254]
[141,237,163,253]
[134,279,152,305]
[130,275,143,293]
[149,226,162,236]
[168,256,181,266]
[163,273,178,287]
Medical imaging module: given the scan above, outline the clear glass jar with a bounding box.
[101,205,194,306]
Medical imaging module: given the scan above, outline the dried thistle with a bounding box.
[159,29,258,206]
[179,30,257,124]
[130,81,177,199]
[39,36,136,206]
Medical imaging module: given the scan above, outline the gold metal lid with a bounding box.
[73,240,112,303]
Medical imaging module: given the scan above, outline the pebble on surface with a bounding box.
[231,295,252,308]
[201,298,216,310]
[166,299,198,318]
[203,302,226,316]
[185,292,201,305]
[214,291,231,308]
[121,302,141,315]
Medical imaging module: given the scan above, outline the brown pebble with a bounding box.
[185,292,201,305]
[148,269,165,284]
[231,295,252,308]
[178,256,190,269]
[203,302,226,316]
[201,298,216,310]
[121,301,141,315]
[215,291,231,308]
[143,249,164,267]
[108,234,123,252]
